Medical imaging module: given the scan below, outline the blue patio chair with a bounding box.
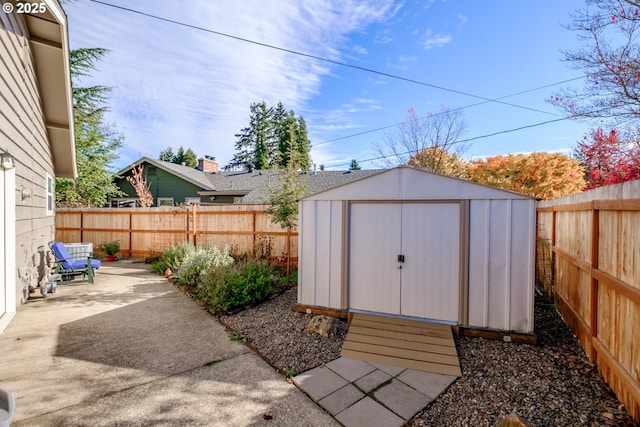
[49,241,101,284]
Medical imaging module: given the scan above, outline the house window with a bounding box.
[185,197,201,205]
[110,198,141,208]
[157,197,174,207]
[46,173,54,215]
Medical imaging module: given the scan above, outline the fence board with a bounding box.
[55,205,299,263]
[537,181,640,422]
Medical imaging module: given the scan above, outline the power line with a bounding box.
[323,116,571,169]
[313,76,585,147]
[87,0,558,117]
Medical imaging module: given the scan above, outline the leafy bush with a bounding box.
[151,242,196,274]
[202,258,276,314]
[175,246,234,286]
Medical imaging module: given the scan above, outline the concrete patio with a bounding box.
[0,261,338,426]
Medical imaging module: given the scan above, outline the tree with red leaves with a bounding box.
[575,128,640,189]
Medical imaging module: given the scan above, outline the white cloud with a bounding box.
[352,45,369,55]
[423,29,452,50]
[458,14,468,25]
[66,0,399,168]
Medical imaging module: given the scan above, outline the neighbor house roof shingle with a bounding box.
[118,157,384,203]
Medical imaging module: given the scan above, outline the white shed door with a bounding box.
[349,203,460,322]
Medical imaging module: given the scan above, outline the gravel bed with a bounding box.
[220,287,349,376]
[221,288,637,426]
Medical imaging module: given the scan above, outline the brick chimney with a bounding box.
[198,155,219,173]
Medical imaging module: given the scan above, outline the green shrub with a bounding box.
[202,258,276,314]
[175,246,234,286]
[152,242,196,274]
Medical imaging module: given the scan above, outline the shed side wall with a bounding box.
[298,200,344,309]
[468,199,535,333]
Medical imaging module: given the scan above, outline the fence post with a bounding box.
[551,209,557,286]
[185,206,189,243]
[589,208,599,361]
[80,212,84,243]
[192,203,197,247]
[128,212,133,257]
[252,211,257,256]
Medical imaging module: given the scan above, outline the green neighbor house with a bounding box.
[113,157,381,207]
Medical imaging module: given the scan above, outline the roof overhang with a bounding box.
[197,190,249,197]
[117,157,217,190]
[25,0,76,178]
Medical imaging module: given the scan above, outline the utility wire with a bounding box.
[323,116,572,169]
[88,0,560,117]
[313,76,585,147]
[85,0,589,169]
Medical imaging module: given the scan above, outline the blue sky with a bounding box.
[65,0,592,170]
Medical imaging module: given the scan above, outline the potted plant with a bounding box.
[99,240,120,262]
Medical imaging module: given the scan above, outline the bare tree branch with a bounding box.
[373,105,468,170]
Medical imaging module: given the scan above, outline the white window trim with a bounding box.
[46,173,54,215]
[157,197,174,207]
[185,197,201,205]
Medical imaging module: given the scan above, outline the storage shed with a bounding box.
[297,166,536,333]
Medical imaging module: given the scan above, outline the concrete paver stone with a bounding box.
[292,366,349,401]
[326,357,376,382]
[373,378,433,420]
[398,369,457,399]
[354,369,392,393]
[318,384,365,416]
[335,396,405,427]
[370,362,406,377]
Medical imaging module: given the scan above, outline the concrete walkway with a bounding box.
[294,357,456,427]
[0,261,338,427]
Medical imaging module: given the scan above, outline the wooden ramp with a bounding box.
[341,313,462,377]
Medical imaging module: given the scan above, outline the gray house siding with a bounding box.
[1,11,56,303]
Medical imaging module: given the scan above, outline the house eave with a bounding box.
[26,0,76,178]
[197,190,249,197]
[117,157,216,191]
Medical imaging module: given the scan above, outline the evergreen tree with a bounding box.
[55,48,124,208]
[228,102,312,170]
[349,159,361,170]
[295,116,311,170]
[159,146,197,167]
[159,147,174,162]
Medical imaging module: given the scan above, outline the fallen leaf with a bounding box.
[262,414,273,421]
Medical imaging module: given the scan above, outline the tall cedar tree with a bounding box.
[228,102,311,170]
[55,48,124,208]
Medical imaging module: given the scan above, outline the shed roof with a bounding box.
[302,166,534,201]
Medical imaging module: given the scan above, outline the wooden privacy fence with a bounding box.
[55,205,298,263]
[537,180,640,421]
